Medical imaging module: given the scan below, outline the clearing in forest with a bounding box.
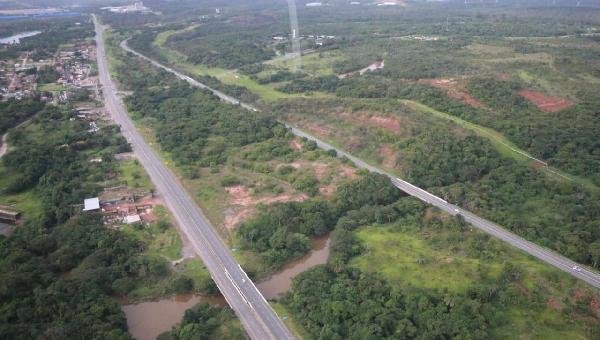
[518,90,573,112]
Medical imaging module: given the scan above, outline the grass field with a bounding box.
[352,225,498,292]
[0,164,43,220]
[37,82,68,92]
[350,219,597,339]
[118,159,154,190]
[264,50,342,77]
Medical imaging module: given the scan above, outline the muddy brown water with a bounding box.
[257,233,331,300]
[122,294,225,340]
[122,234,330,339]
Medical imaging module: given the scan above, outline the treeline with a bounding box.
[166,22,276,69]
[0,98,44,134]
[238,173,400,268]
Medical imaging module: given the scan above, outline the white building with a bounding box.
[83,197,100,212]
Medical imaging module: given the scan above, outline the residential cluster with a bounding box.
[83,184,160,228]
[0,39,99,102]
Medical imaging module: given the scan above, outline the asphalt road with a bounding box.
[119,38,600,289]
[93,16,293,340]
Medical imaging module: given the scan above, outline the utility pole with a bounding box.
[286,0,302,72]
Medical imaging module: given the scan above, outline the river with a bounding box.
[0,31,41,44]
[257,233,331,300]
[121,294,226,340]
[122,234,330,339]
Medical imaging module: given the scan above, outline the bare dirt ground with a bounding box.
[223,185,308,230]
[546,298,562,310]
[379,145,397,168]
[518,90,573,112]
[336,111,403,134]
[289,139,303,150]
[339,59,385,78]
[419,78,484,109]
[339,165,358,179]
[304,121,333,137]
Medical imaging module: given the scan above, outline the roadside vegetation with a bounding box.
[107,30,360,277]
[96,1,600,339]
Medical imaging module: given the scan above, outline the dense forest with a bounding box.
[0,98,44,134]
[0,103,134,339]
[157,303,243,340]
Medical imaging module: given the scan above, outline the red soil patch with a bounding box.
[336,111,402,134]
[140,212,157,223]
[497,72,511,81]
[573,288,586,302]
[420,78,484,109]
[289,139,303,151]
[319,184,336,197]
[590,295,600,318]
[379,145,397,168]
[223,185,308,230]
[339,165,358,179]
[546,298,562,310]
[368,115,402,133]
[305,122,332,137]
[291,161,329,180]
[518,90,573,112]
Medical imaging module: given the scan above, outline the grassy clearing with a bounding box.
[119,217,181,261]
[265,50,342,76]
[118,159,154,190]
[37,82,67,92]
[350,220,597,338]
[0,164,43,220]
[351,225,493,292]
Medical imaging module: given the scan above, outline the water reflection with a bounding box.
[122,294,225,340]
[257,233,330,300]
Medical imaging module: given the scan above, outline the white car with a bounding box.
[572,266,582,272]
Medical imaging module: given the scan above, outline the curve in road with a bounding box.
[119,38,600,289]
[93,16,293,340]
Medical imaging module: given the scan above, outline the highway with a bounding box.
[118,38,600,289]
[93,16,293,340]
